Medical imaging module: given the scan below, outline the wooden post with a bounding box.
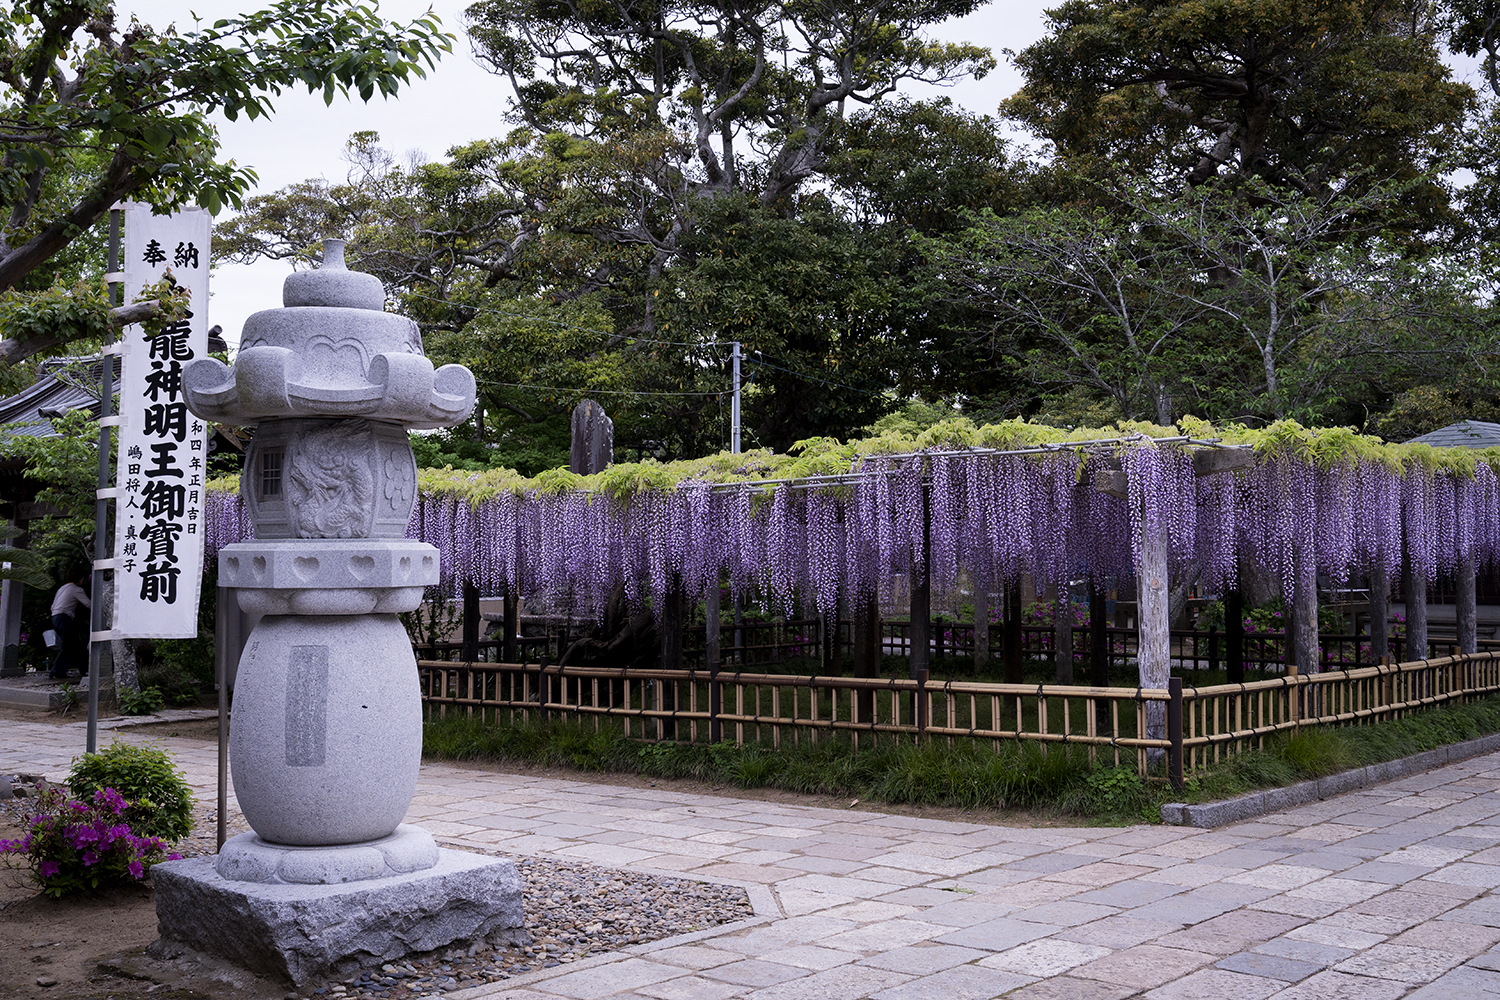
[973,584,990,670]
[1089,580,1109,733]
[1226,587,1245,684]
[910,476,931,679]
[1054,582,1073,684]
[1292,545,1318,676]
[1004,579,1023,684]
[1403,551,1429,662]
[707,576,722,743]
[1370,561,1390,663]
[502,584,519,663]
[462,580,480,663]
[853,590,879,726]
[1136,518,1171,753]
[1459,555,1478,655]
[1168,676,1183,790]
[660,573,684,739]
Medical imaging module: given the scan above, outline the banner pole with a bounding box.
[87,210,122,754]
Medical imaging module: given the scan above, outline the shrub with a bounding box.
[0,784,180,897]
[67,741,194,842]
[117,685,164,716]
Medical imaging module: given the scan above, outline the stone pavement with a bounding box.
[8,718,1500,999]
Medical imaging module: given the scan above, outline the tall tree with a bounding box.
[0,0,449,367]
[1005,0,1470,214]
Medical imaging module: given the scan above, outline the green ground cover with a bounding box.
[423,694,1500,825]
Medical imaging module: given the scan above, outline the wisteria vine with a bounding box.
[203,427,1500,622]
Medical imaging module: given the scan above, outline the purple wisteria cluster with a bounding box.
[203,445,1500,619]
[0,784,180,897]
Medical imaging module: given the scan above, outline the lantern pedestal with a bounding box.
[151,849,527,986]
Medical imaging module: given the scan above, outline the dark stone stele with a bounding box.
[151,850,527,986]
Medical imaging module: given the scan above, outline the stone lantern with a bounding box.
[153,241,524,985]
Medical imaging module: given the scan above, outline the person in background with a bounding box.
[48,570,90,680]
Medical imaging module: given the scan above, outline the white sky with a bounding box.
[120,0,1052,344]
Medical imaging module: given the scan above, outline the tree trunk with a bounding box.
[1137,525,1171,753]
[1459,556,1478,655]
[1054,581,1073,684]
[1403,554,1428,662]
[1292,546,1318,672]
[852,590,879,723]
[1004,580,1023,684]
[1370,562,1390,662]
[973,583,989,670]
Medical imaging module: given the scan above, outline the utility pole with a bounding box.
[731,341,741,454]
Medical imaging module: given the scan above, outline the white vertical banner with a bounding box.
[113,204,212,638]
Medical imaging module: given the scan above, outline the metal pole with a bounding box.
[88,210,122,753]
[730,341,741,454]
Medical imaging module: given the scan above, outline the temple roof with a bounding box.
[1405,420,1500,450]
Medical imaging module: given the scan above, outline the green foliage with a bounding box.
[117,685,164,716]
[67,741,195,843]
[0,1,450,366]
[0,784,178,897]
[150,566,218,692]
[425,693,1500,823]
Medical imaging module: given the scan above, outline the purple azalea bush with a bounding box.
[0,785,180,897]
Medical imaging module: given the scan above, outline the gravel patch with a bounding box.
[300,855,754,999]
[3,775,755,998]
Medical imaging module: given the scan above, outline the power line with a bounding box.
[746,351,889,398]
[478,378,725,397]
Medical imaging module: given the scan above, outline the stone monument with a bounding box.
[152,241,525,985]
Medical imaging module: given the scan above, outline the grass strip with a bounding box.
[423,694,1500,824]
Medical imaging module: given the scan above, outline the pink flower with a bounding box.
[127,860,144,879]
[80,850,99,866]
[37,861,59,877]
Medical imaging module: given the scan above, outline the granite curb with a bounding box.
[1162,729,1500,827]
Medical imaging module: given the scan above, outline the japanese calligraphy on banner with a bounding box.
[114,204,211,638]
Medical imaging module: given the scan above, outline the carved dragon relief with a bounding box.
[288,420,377,538]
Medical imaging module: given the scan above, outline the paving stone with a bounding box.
[1155,909,1307,955]
[933,916,1060,952]
[737,965,911,1000]
[1058,915,1184,949]
[1261,970,1410,1000]
[1402,963,1500,999]
[868,964,1034,999]
[1000,976,1137,1000]
[1333,943,1466,984]
[1142,967,1284,1000]
[1070,943,1217,990]
[856,943,988,975]
[1008,900,1120,927]
[1285,878,1388,904]
[1072,878,1189,907]
[532,958,687,999]
[699,960,805,987]
[1127,893,1242,924]
[1390,919,1500,956]
[1424,863,1500,889]
[912,899,1018,927]
[760,946,860,971]
[1217,951,1325,982]
[979,938,1114,977]
[1284,921,1388,951]
[816,918,946,953]
[1226,865,1329,890]
[636,976,751,1000]
[648,946,744,971]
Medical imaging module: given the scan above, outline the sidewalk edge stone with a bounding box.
[1162,729,1500,828]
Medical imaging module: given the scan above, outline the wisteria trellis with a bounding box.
[204,433,1500,621]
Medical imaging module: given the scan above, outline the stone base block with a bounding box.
[152,848,527,986]
[215,824,439,884]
